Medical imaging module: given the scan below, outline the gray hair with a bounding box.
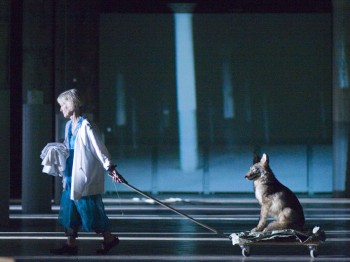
[57,89,83,111]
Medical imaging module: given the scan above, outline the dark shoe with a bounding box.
[96,236,119,255]
[50,244,78,255]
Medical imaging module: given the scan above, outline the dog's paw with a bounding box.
[251,225,266,232]
[251,227,260,232]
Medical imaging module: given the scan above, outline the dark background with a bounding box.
[9,0,333,197]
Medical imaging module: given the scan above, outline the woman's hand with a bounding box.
[108,165,127,184]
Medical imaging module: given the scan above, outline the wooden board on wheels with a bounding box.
[230,227,326,258]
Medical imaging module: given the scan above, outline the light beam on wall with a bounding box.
[173,10,198,172]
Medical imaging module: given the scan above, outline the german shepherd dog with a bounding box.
[245,153,305,232]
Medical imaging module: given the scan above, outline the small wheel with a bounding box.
[310,249,318,258]
[241,246,250,257]
[308,246,318,258]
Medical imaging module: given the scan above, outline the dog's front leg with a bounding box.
[252,205,269,232]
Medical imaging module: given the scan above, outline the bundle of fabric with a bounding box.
[40,142,69,176]
[230,226,326,245]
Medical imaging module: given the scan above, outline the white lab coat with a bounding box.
[64,118,113,200]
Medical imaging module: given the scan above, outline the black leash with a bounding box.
[110,171,229,238]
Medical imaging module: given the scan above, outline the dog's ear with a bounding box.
[253,152,261,164]
[260,153,269,166]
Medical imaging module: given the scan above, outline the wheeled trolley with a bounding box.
[238,240,320,258]
[230,227,326,258]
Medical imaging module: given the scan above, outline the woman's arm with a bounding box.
[85,121,114,170]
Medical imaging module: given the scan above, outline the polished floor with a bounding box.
[1,194,350,261]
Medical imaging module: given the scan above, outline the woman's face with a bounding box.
[59,101,75,118]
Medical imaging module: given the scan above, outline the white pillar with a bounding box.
[222,57,235,119]
[332,0,350,195]
[115,72,126,127]
[222,56,235,146]
[244,81,252,124]
[262,95,270,144]
[172,5,198,171]
[333,1,349,90]
[115,72,127,148]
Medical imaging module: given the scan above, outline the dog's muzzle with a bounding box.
[245,172,258,180]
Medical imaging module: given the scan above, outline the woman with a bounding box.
[50,89,125,255]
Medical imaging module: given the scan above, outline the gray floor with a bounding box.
[1,194,350,261]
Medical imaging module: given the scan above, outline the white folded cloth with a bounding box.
[40,142,69,176]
